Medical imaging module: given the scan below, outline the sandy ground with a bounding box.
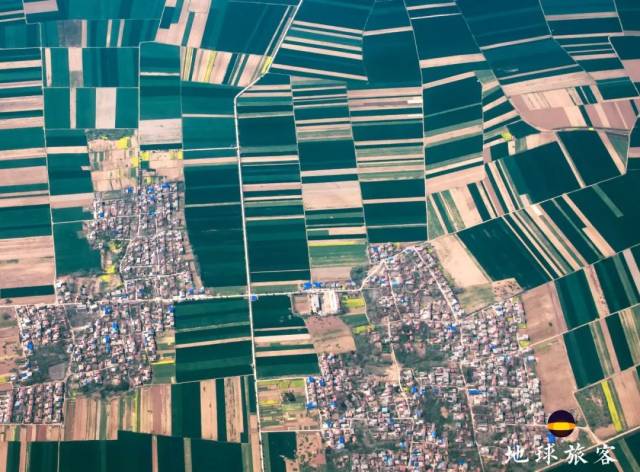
[612,370,640,429]
[431,235,489,288]
[305,316,355,354]
[522,282,567,344]
[534,337,579,415]
[224,376,244,442]
[200,379,217,440]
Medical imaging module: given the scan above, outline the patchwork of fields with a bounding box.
[0,0,639,470]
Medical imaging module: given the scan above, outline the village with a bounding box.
[306,243,547,470]
[0,182,184,425]
[1,182,547,470]
[88,181,198,300]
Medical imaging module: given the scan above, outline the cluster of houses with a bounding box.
[67,300,173,391]
[88,182,196,300]
[15,305,71,383]
[308,353,468,471]
[56,280,96,305]
[0,383,64,424]
[16,305,70,352]
[309,243,547,470]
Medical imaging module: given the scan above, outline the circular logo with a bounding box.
[547,410,576,438]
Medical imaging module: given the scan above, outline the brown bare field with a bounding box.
[598,318,620,374]
[305,316,355,354]
[139,119,182,146]
[431,235,489,288]
[449,186,483,228]
[426,164,485,193]
[113,393,135,436]
[310,266,352,282]
[200,379,218,440]
[0,307,20,388]
[522,283,567,344]
[224,377,244,443]
[0,236,55,294]
[63,397,96,440]
[0,441,8,469]
[302,181,362,210]
[612,370,640,429]
[152,436,158,472]
[0,425,19,441]
[292,294,310,315]
[104,397,120,439]
[584,266,610,317]
[149,151,184,181]
[249,415,261,472]
[49,193,93,209]
[534,337,579,415]
[140,385,171,436]
[17,429,27,472]
[296,432,326,470]
[33,425,62,442]
[0,167,48,187]
[594,424,616,439]
[491,278,522,302]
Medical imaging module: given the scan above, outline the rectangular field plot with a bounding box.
[176,340,253,385]
[555,269,599,330]
[252,296,319,379]
[564,323,606,389]
[174,299,252,382]
[238,74,311,288]
[258,378,320,431]
[575,369,639,440]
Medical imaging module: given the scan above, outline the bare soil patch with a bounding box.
[522,283,567,344]
[224,376,244,442]
[305,316,355,354]
[534,337,579,416]
[612,370,640,429]
[431,235,489,288]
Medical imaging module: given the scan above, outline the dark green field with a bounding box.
[564,324,605,389]
[555,270,598,329]
[458,218,550,289]
[605,312,634,370]
[171,382,202,438]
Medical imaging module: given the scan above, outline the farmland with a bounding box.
[0,0,639,470]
